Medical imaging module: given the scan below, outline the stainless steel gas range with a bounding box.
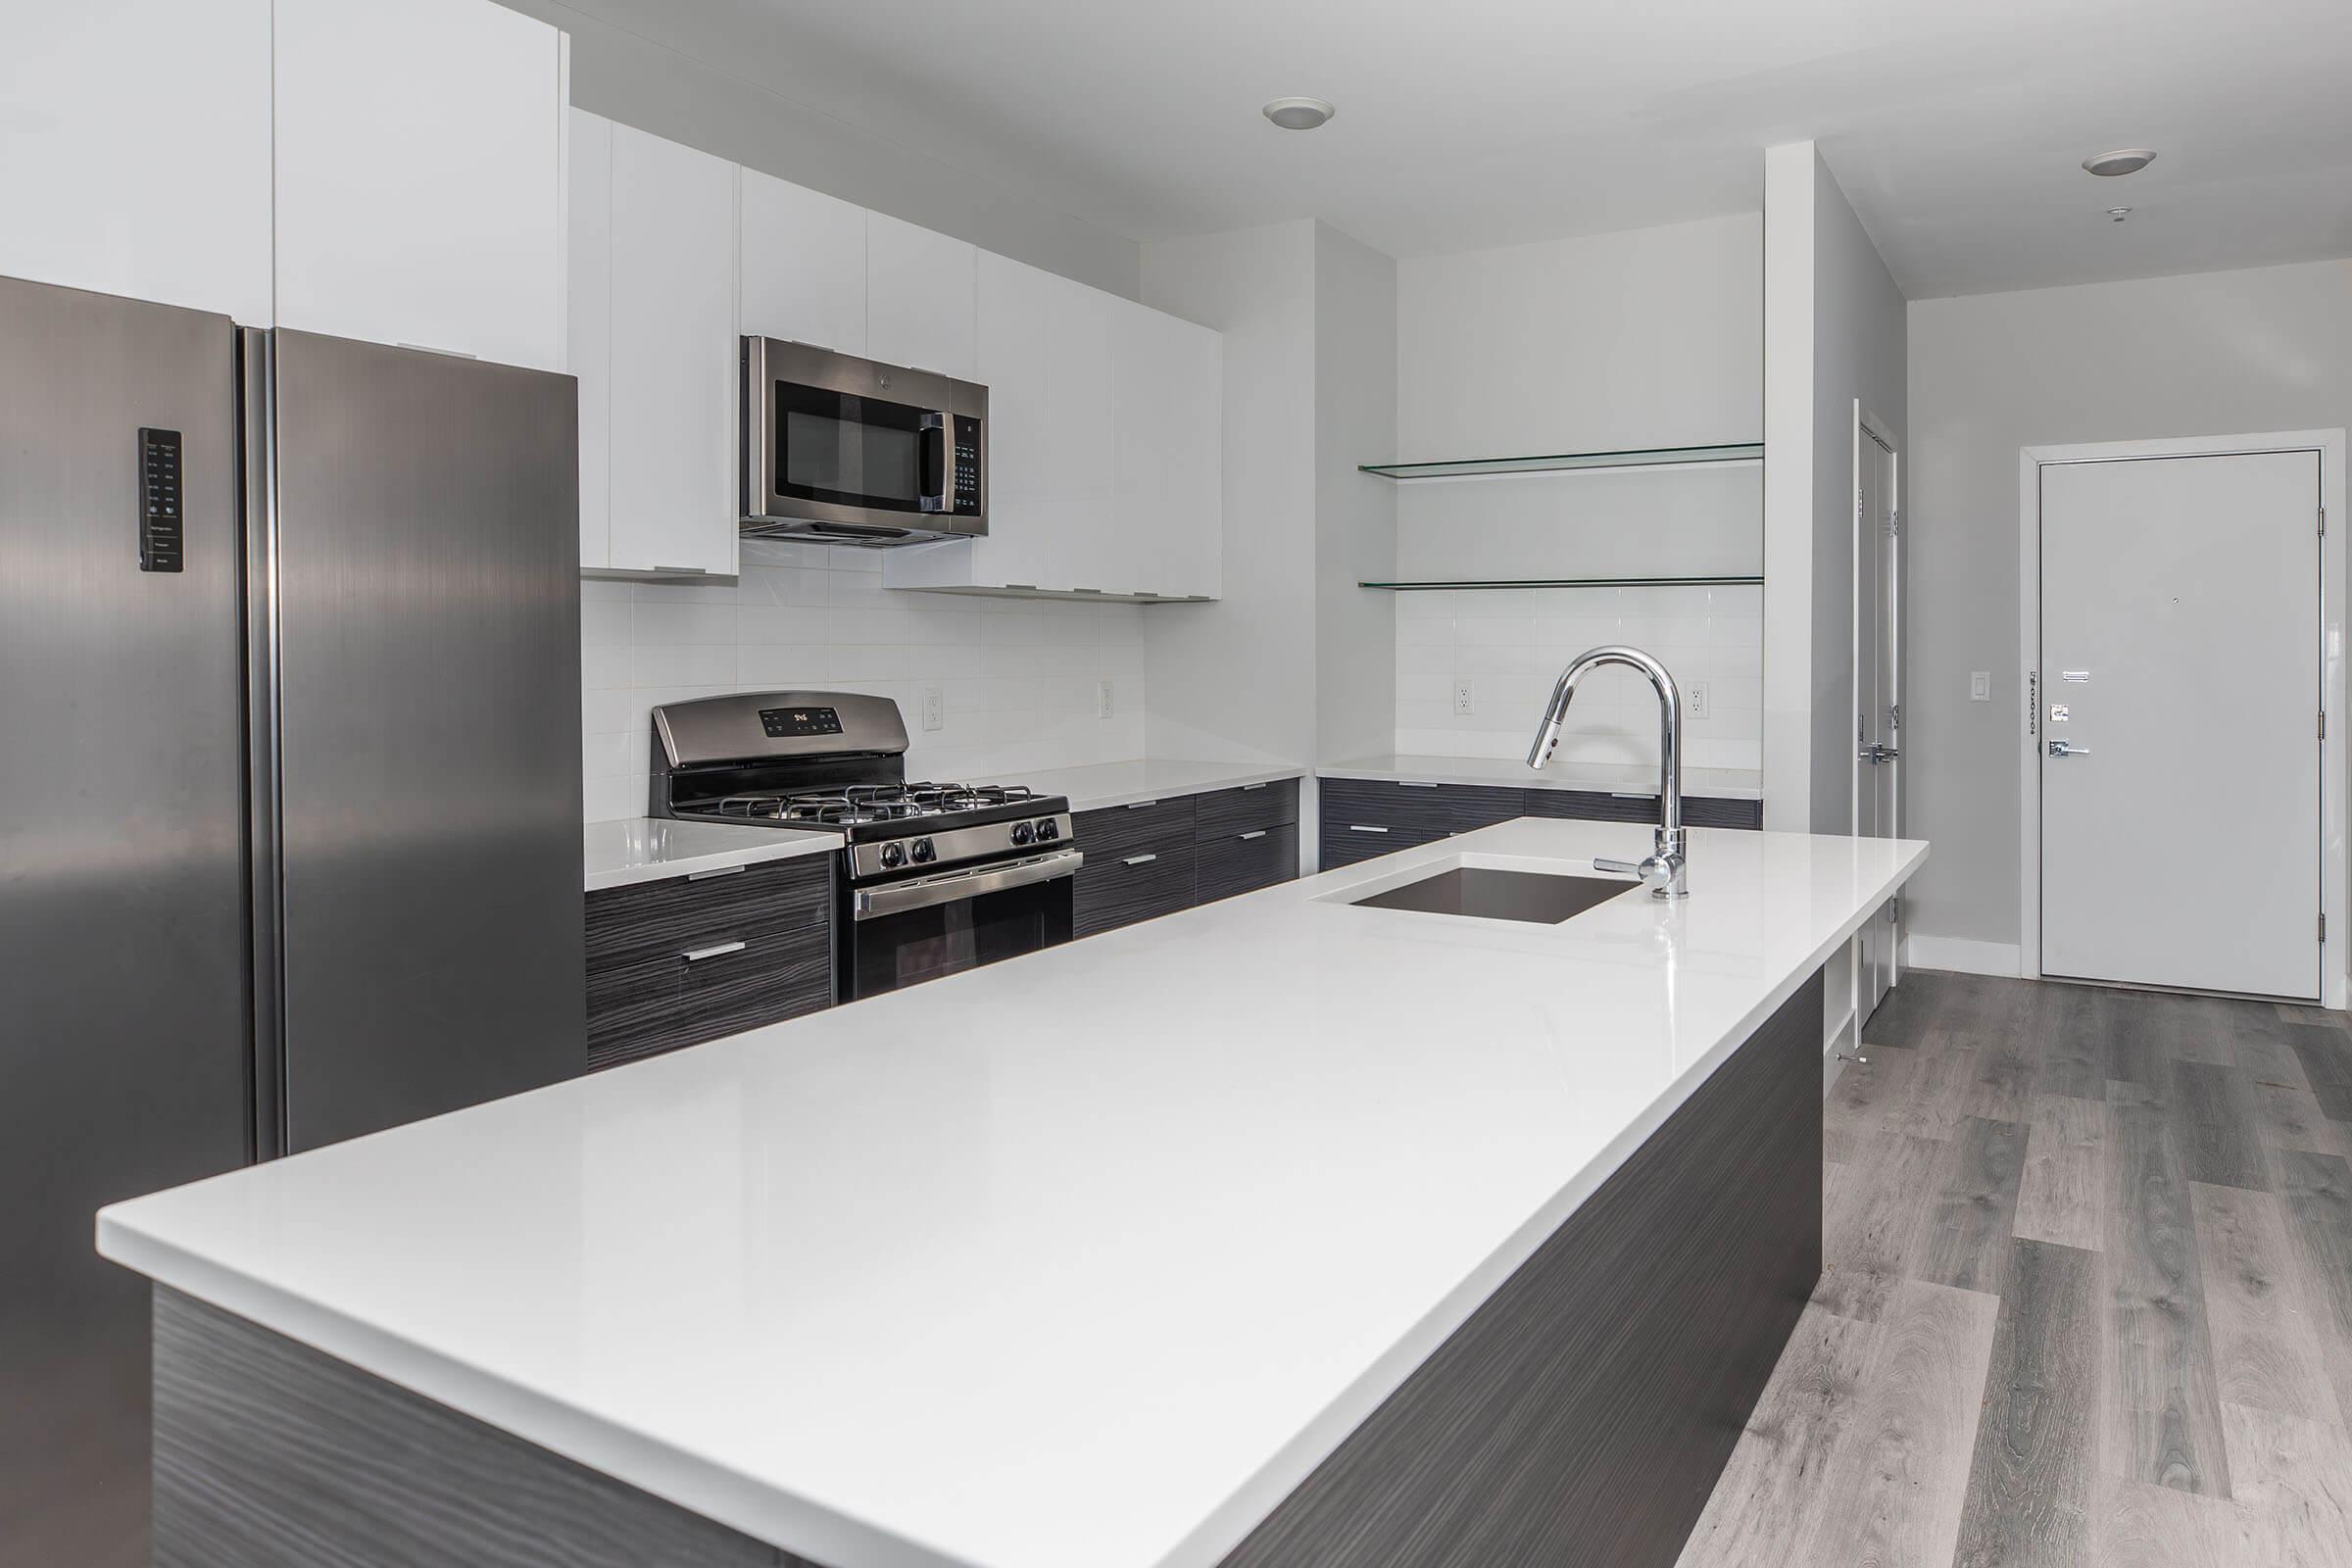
[649,692,1080,1001]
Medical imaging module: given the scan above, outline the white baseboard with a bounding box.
[1904,934,2024,978]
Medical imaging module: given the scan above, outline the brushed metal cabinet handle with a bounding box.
[1350,824,1390,833]
[1242,782,1267,790]
[1126,799,1160,809]
[1396,781,1440,789]
[1121,853,1158,866]
[1239,830,1268,841]
[681,940,747,962]
[686,863,747,881]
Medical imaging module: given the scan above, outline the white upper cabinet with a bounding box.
[568,111,615,570]
[273,0,565,370]
[0,0,272,323]
[739,169,866,356]
[963,252,1057,589]
[865,214,976,380]
[591,121,739,578]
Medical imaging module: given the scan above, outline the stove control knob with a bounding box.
[879,841,906,870]
[1033,817,1059,842]
[1010,820,1036,846]
[909,837,936,864]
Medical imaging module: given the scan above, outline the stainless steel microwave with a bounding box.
[741,337,987,546]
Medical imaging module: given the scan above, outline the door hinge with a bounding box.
[2322,710,2328,741]
[2320,506,2328,538]
[2322,911,2328,945]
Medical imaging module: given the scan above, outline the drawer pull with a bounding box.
[1396,781,1441,789]
[1349,824,1390,833]
[686,864,747,881]
[1242,782,1267,790]
[1239,830,1268,841]
[1121,853,1158,866]
[681,940,747,962]
[1126,799,1160,809]
[1610,791,1660,802]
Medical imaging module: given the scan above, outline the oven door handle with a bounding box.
[853,848,1085,921]
[916,410,952,514]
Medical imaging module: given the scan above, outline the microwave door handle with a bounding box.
[917,411,951,514]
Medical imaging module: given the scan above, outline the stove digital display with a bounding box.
[760,706,843,739]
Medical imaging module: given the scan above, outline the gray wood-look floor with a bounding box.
[1677,969,2352,1568]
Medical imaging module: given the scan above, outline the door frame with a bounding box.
[1851,402,1901,1040]
[2016,428,2348,1007]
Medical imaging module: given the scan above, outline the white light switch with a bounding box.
[1969,671,1991,702]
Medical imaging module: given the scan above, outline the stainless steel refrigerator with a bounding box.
[0,273,587,1564]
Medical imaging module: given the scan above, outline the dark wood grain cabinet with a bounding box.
[1074,779,1299,938]
[584,856,833,1072]
[1316,775,1761,870]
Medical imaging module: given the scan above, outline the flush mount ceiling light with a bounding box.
[2082,148,2157,176]
[2106,207,2132,222]
[1262,96,1336,131]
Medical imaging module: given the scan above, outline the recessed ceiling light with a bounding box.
[1262,97,1336,131]
[2082,149,2156,177]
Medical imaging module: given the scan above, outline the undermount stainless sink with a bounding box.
[1348,866,1635,924]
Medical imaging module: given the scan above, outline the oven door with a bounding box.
[743,337,986,541]
[844,849,1080,1000]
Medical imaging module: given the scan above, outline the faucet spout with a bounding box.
[1526,645,1687,897]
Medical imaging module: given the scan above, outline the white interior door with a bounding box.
[2038,450,2322,999]
[1855,421,1900,1021]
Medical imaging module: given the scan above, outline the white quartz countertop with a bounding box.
[581,817,836,893]
[1320,753,1763,801]
[969,758,1306,812]
[102,818,1924,1568]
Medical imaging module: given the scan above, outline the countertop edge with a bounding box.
[973,760,1309,813]
[582,826,838,894]
[104,828,1928,1568]
[1317,759,1764,802]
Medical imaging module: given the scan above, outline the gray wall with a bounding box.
[1905,257,2352,952]
[1806,155,1908,834]
[494,0,1141,299]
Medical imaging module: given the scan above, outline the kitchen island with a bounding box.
[101,816,1926,1568]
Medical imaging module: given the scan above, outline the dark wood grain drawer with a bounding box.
[1319,776,1527,833]
[1198,823,1298,904]
[1319,817,1448,869]
[1195,778,1299,839]
[1522,790,1763,831]
[586,922,834,1073]
[1073,844,1197,938]
[1073,795,1198,860]
[585,855,831,972]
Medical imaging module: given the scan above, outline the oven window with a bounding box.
[774,384,938,514]
[848,876,1074,1000]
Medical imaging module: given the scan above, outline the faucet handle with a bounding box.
[1592,857,1642,877]
[1594,852,1688,898]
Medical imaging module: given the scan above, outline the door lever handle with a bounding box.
[2046,739,2090,758]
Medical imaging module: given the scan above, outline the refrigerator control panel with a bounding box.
[138,426,182,573]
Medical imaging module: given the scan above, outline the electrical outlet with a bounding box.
[1098,678,1114,719]
[922,685,944,731]
[1969,671,1991,702]
[1685,681,1710,720]
[1453,679,1476,715]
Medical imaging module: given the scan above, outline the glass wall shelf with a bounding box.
[1359,574,1763,592]
[1358,442,1763,481]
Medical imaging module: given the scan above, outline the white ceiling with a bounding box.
[556,0,2352,298]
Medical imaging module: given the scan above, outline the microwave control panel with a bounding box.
[951,415,982,516]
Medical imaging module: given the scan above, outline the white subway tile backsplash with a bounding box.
[580,564,1150,822]
[1391,584,1762,771]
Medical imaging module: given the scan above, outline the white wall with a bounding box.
[1762,143,1907,833]
[580,542,1147,822]
[1138,221,1321,776]
[1315,226,1399,765]
[491,0,1139,300]
[1392,214,1764,768]
[1905,257,2352,956]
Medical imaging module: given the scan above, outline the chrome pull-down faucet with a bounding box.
[1527,645,1689,898]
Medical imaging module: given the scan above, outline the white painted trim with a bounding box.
[1760,142,1817,833]
[2018,428,2348,1008]
[1849,403,1900,1054]
[1904,934,2024,977]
